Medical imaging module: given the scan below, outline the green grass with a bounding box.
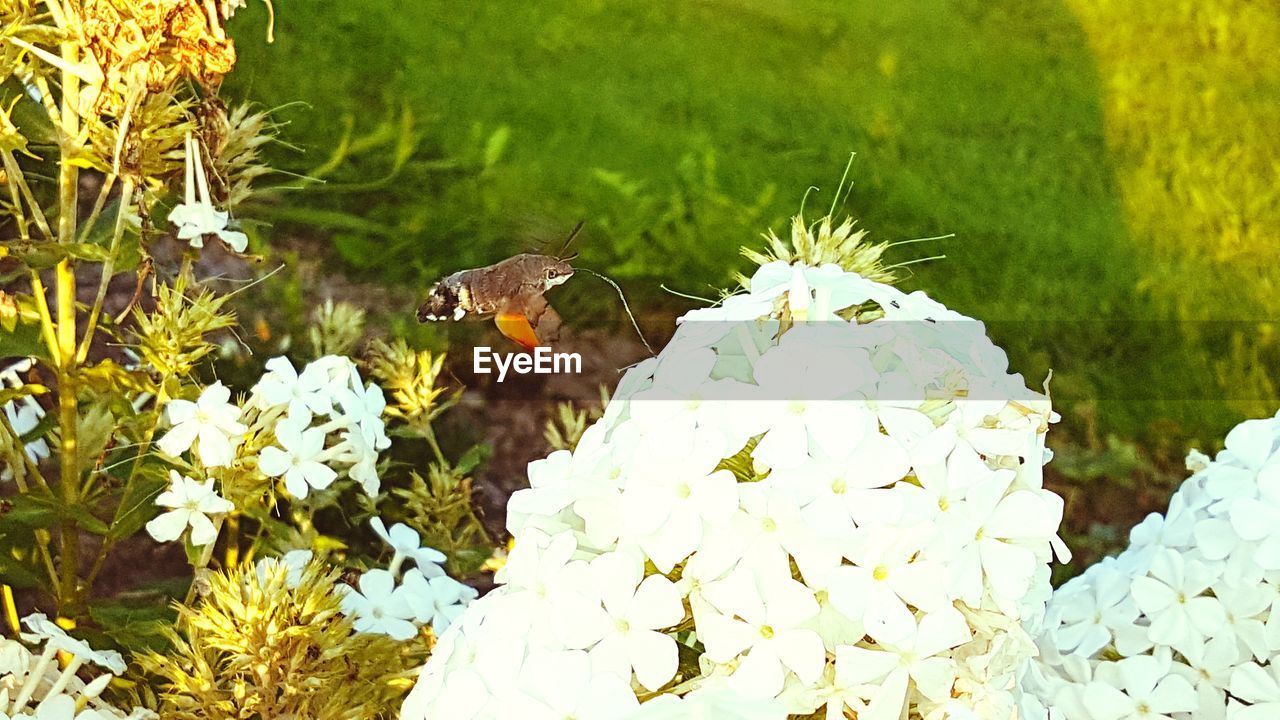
[225,0,1269,444]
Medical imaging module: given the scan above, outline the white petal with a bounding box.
[187,512,219,547]
[626,630,677,692]
[156,421,199,457]
[629,575,684,631]
[145,510,189,543]
[772,629,825,685]
[258,446,291,477]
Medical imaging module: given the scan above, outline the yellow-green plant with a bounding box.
[363,338,493,575]
[0,5,490,718]
[136,557,424,719]
[0,0,273,620]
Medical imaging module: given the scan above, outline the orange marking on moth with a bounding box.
[495,312,540,350]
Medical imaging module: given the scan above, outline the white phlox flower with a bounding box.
[370,516,447,577]
[402,259,1067,719]
[569,550,685,692]
[1,358,50,481]
[247,355,390,498]
[144,470,233,546]
[3,614,154,720]
[253,356,339,422]
[339,568,419,641]
[1034,412,1280,720]
[258,416,337,499]
[169,132,248,252]
[833,607,973,720]
[156,381,246,468]
[698,564,826,699]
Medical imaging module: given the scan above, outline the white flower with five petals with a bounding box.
[156,381,246,467]
[145,471,233,547]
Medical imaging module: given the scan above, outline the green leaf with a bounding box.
[1,491,110,535]
[63,242,113,262]
[182,537,204,567]
[0,383,48,406]
[75,400,116,471]
[454,443,491,475]
[1,492,60,530]
[5,242,112,269]
[106,465,168,541]
[66,502,110,535]
[4,86,58,146]
[0,322,47,359]
[88,600,177,653]
[333,233,381,268]
[0,546,43,589]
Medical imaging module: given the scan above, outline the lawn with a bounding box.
[225,0,1277,449]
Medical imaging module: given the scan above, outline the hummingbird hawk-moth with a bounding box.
[416,224,581,350]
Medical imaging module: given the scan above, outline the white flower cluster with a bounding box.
[337,518,478,641]
[403,261,1069,720]
[1,614,155,720]
[249,355,390,498]
[1031,411,1280,720]
[1,358,50,482]
[154,355,389,497]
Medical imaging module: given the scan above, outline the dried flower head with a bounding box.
[79,0,236,108]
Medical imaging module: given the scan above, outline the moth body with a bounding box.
[417,253,574,349]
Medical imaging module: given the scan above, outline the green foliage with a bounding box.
[309,299,367,359]
[389,460,493,578]
[543,386,608,452]
[133,275,239,379]
[225,0,1189,436]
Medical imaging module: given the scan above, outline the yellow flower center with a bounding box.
[873,565,890,582]
[760,625,775,639]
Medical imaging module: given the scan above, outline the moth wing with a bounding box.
[530,300,562,345]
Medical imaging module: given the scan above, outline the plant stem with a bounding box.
[1,150,54,240]
[1,584,19,636]
[26,271,60,362]
[183,516,226,606]
[224,513,240,568]
[55,258,80,613]
[77,179,133,363]
[84,387,166,592]
[75,173,117,243]
[422,424,447,466]
[54,23,83,616]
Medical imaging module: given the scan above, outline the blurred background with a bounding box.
[222,0,1279,575]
